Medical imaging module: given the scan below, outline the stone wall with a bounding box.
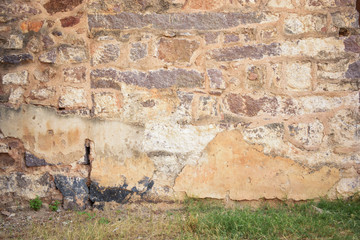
[0,0,359,210]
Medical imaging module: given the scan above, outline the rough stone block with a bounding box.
[0,53,33,64]
[345,60,360,79]
[30,88,55,100]
[288,120,324,149]
[317,59,349,80]
[8,87,24,105]
[88,12,279,31]
[60,16,80,27]
[226,93,278,117]
[91,68,204,89]
[63,66,86,83]
[211,43,280,61]
[39,49,57,64]
[337,177,360,197]
[207,69,225,90]
[91,68,121,90]
[2,71,28,85]
[92,92,122,117]
[329,109,359,147]
[25,152,48,167]
[4,35,23,49]
[44,0,83,14]
[20,21,43,33]
[91,44,120,66]
[204,32,220,45]
[130,42,147,61]
[344,36,360,53]
[54,175,88,210]
[331,11,359,28]
[246,64,266,89]
[268,0,294,8]
[58,45,88,63]
[284,14,327,35]
[34,68,56,82]
[158,38,199,63]
[284,62,312,91]
[59,88,87,108]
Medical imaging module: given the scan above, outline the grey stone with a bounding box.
[25,152,48,167]
[2,71,28,85]
[91,68,203,89]
[91,44,120,65]
[54,175,89,210]
[58,45,88,63]
[130,42,147,61]
[88,12,278,31]
[211,43,280,61]
[39,48,57,64]
[0,53,33,64]
[346,61,360,79]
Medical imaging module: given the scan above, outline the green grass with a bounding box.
[5,198,359,239]
[181,198,360,239]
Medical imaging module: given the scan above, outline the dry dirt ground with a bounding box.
[0,202,186,239]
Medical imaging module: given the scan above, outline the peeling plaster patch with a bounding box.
[174,130,340,201]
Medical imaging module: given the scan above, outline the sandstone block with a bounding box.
[317,59,349,80]
[30,88,55,100]
[92,92,122,117]
[63,66,86,83]
[284,14,327,35]
[2,71,28,85]
[284,62,312,91]
[268,0,294,8]
[58,45,88,63]
[8,87,24,105]
[4,35,23,49]
[91,44,120,66]
[246,65,266,89]
[288,120,324,149]
[331,11,359,28]
[329,109,359,147]
[34,68,56,82]
[158,38,199,63]
[59,88,87,108]
[39,49,57,64]
[337,177,360,197]
[91,68,121,90]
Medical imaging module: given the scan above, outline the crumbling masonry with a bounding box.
[0,0,359,210]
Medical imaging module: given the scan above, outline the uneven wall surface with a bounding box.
[0,0,359,210]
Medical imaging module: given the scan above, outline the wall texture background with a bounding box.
[0,0,359,210]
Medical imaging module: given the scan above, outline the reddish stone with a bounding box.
[226,94,278,117]
[60,16,80,28]
[43,0,83,14]
[20,21,43,33]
